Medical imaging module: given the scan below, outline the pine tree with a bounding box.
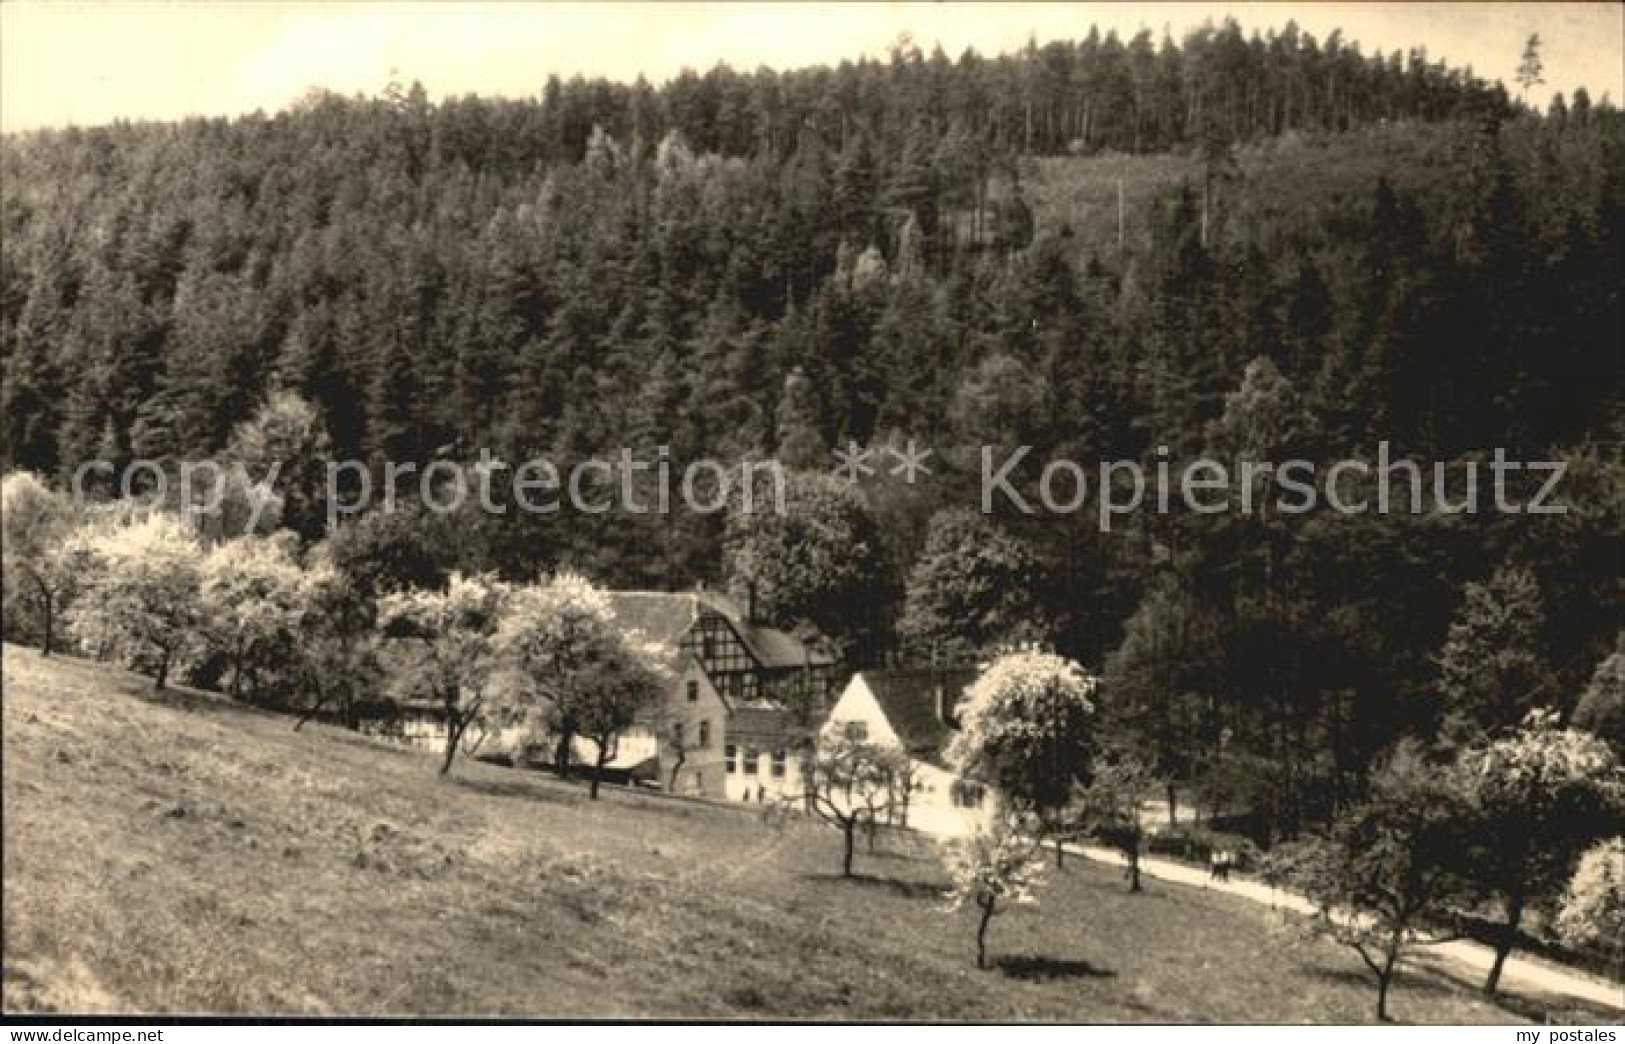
[1515,34,1544,104]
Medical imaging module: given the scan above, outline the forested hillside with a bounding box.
[3,21,1622,839]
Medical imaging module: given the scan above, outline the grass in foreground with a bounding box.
[1,645,1609,1021]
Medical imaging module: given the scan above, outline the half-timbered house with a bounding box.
[606,588,841,799]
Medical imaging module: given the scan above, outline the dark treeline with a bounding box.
[2,23,1621,839]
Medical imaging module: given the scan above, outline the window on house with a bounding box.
[725,744,737,773]
[672,722,684,748]
[771,748,787,779]
[843,720,868,742]
[702,633,716,659]
[698,720,711,748]
[743,747,760,775]
[951,781,985,809]
[686,680,698,703]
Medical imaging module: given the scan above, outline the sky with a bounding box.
[3,2,1621,133]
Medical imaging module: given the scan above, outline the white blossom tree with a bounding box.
[377,572,512,777]
[1555,837,1625,980]
[493,572,671,798]
[947,650,1099,850]
[197,532,331,700]
[64,512,206,690]
[1,471,79,656]
[942,808,1048,969]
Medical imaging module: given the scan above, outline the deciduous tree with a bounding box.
[1574,634,1625,753]
[941,808,1047,969]
[724,470,894,662]
[1268,745,1472,1022]
[1077,747,1159,891]
[947,650,1099,847]
[197,532,330,701]
[493,572,672,797]
[793,733,910,877]
[1454,709,1623,995]
[0,471,78,656]
[897,508,1047,662]
[1105,578,1221,828]
[225,390,334,540]
[65,511,206,690]
[377,572,512,776]
[1554,837,1625,979]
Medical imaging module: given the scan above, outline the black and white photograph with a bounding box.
[1,0,1622,1030]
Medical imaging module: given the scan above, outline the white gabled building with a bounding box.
[821,668,994,838]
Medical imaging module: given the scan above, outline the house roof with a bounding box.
[605,590,836,670]
[524,736,659,774]
[605,591,702,649]
[727,703,813,747]
[738,622,832,670]
[856,668,979,758]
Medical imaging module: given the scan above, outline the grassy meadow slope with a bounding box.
[1019,121,1485,264]
[0,644,1597,1021]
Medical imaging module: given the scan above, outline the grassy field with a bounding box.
[1019,121,1482,267]
[0,643,1606,1021]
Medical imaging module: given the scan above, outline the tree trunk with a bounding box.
[294,685,334,731]
[37,584,53,657]
[976,895,996,969]
[437,688,467,777]
[554,729,574,780]
[590,744,609,800]
[1128,842,1143,892]
[154,649,171,691]
[439,716,464,777]
[1483,889,1525,996]
[1054,835,1066,868]
[1166,783,1179,829]
[1376,932,1402,1022]
[842,819,857,877]
[1200,180,1210,248]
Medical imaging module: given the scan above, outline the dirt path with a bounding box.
[1064,842,1624,1014]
